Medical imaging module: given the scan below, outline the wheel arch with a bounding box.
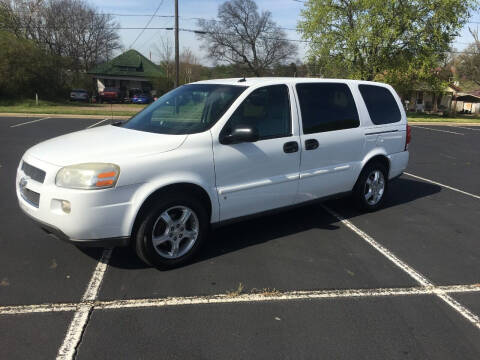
[354,152,391,188]
[363,154,390,173]
[128,182,216,239]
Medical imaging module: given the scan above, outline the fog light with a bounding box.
[61,200,71,214]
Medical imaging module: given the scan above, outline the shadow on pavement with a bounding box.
[80,177,441,270]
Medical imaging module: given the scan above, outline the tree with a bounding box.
[153,36,202,90]
[196,0,297,76]
[1,0,121,99]
[0,30,69,98]
[154,35,175,85]
[3,0,121,72]
[457,28,480,86]
[298,0,477,84]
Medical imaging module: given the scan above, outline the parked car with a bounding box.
[69,89,89,102]
[123,88,143,103]
[132,92,153,104]
[99,87,123,103]
[16,78,410,269]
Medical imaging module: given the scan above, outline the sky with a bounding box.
[87,0,480,65]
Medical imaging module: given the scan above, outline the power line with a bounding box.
[128,0,165,49]
[3,24,478,49]
[10,9,480,28]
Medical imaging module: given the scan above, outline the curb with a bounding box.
[1,113,479,126]
[409,122,480,126]
[0,113,131,120]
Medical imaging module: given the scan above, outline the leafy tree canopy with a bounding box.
[298,0,478,93]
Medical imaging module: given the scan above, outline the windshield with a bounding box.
[121,84,247,135]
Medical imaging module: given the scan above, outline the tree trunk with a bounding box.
[432,93,438,113]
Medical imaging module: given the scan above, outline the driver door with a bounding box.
[212,84,301,221]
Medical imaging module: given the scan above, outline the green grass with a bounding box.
[2,100,480,123]
[407,112,480,123]
[0,99,145,117]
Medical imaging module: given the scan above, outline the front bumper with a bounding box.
[16,153,137,246]
[23,210,130,247]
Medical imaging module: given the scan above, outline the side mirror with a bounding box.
[220,124,259,145]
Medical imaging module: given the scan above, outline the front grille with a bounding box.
[20,187,40,208]
[22,161,46,183]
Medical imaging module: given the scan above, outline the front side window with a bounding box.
[296,83,360,134]
[223,85,291,140]
[359,85,401,125]
[122,84,247,134]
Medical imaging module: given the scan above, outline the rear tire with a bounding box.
[134,193,208,269]
[353,162,388,211]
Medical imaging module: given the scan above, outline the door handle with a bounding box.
[283,141,299,153]
[305,139,319,150]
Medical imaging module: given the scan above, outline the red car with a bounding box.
[99,88,124,103]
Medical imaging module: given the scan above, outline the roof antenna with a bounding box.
[238,75,246,83]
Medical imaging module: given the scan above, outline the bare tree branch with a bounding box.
[196,0,297,76]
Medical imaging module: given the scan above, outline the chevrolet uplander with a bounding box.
[16,78,410,268]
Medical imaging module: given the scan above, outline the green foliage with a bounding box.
[298,0,478,92]
[0,0,122,100]
[0,31,70,99]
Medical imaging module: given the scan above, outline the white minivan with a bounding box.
[16,78,410,268]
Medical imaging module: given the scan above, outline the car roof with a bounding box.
[191,77,391,88]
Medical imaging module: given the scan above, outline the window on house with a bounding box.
[118,66,136,72]
[296,83,360,134]
[416,92,424,104]
[103,79,116,87]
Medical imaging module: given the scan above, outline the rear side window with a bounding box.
[296,83,359,134]
[359,85,401,125]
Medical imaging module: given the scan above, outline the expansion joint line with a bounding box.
[56,248,113,360]
[321,205,480,330]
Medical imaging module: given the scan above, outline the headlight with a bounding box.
[56,163,120,190]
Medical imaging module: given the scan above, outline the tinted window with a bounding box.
[224,85,291,140]
[359,85,401,125]
[296,83,359,134]
[122,84,246,135]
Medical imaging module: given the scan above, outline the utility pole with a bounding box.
[174,0,180,88]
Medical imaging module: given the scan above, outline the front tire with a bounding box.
[134,194,208,269]
[353,162,388,211]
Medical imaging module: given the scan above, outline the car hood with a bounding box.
[25,125,187,166]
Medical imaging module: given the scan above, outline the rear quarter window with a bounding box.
[296,83,360,134]
[359,85,401,125]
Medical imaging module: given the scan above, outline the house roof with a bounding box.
[411,82,461,93]
[456,94,480,103]
[88,50,163,78]
[448,83,462,92]
[468,89,480,97]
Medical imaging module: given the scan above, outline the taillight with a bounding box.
[405,124,411,150]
